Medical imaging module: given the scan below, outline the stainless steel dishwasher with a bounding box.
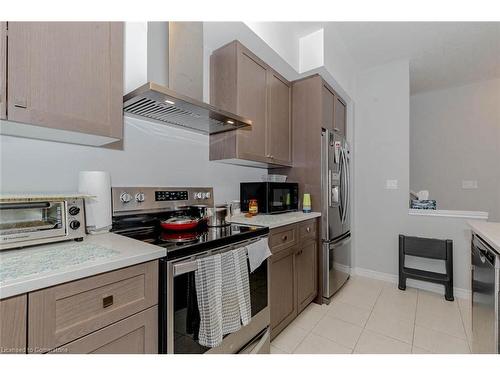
[471,234,499,353]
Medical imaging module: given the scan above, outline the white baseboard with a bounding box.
[352,267,471,300]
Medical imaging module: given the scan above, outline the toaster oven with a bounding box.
[0,198,86,250]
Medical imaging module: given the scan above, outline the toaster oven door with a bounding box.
[0,201,67,247]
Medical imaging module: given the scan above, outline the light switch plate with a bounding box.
[385,179,399,189]
[462,180,478,189]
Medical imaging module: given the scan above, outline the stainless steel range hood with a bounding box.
[123,22,251,135]
[124,82,251,134]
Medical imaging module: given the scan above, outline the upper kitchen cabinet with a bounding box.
[1,22,123,146]
[334,94,347,137]
[209,41,292,168]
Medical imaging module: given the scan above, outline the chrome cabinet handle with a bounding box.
[306,227,311,233]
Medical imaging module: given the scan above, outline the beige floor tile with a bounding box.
[412,346,434,354]
[365,309,415,343]
[270,345,289,354]
[413,325,470,354]
[271,324,309,353]
[332,283,381,311]
[293,332,352,354]
[354,330,412,354]
[326,301,371,327]
[416,307,467,339]
[312,314,363,349]
[290,304,327,331]
[457,298,472,345]
[417,290,460,318]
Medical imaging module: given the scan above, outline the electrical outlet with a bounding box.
[385,179,399,190]
[462,180,478,189]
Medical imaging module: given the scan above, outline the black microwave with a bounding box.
[240,182,299,214]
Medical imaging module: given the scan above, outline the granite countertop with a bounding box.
[0,233,165,299]
[230,211,321,229]
[468,220,500,253]
[0,192,94,202]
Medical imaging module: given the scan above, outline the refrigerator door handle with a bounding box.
[340,148,347,223]
[343,147,350,224]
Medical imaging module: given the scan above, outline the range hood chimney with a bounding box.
[123,22,251,134]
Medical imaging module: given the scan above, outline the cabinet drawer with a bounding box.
[51,306,158,354]
[269,225,297,254]
[299,219,317,243]
[28,261,158,352]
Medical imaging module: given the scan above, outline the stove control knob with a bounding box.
[194,192,203,199]
[120,192,132,203]
[205,192,211,199]
[135,192,145,203]
[69,220,81,230]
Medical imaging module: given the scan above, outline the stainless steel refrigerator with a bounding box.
[321,128,351,303]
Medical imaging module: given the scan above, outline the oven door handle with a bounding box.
[173,261,198,276]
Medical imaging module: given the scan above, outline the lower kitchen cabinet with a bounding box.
[270,245,297,335]
[269,219,319,339]
[0,260,159,355]
[296,240,318,313]
[51,306,158,354]
[0,294,27,354]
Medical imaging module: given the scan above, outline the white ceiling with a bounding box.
[254,22,500,94]
[332,22,500,94]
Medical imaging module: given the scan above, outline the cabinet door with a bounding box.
[0,294,27,354]
[0,22,6,120]
[334,95,347,137]
[322,84,335,130]
[52,306,158,354]
[268,71,292,165]
[7,22,123,138]
[270,246,297,338]
[236,46,268,162]
[296,241,318,313]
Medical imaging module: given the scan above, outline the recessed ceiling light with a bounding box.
[165,100,175,105]
[226,120,234,125]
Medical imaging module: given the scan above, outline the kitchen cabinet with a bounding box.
[270,245,297,336]
[28,260,158,352]
[209,40,292,168]
[296,240,318,312]
[1,263,158,355]
[322,84,334,131]
[2,22,123,145]
[334,95,347,137]
[269,219,319,339]
[0,294,27,354]
[52,306,158,354]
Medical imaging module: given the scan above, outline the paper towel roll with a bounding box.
[78,171,112,233]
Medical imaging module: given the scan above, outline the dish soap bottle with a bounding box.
[302,193,311,213]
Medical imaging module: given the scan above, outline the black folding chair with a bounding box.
[398,234,454,301]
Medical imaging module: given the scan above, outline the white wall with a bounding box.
[353,59,480,295]
[0,117,263,203]
[410,78,500,221]
[353,59,411,277]
[299,29,324,73]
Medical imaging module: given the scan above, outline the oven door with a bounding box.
[161,240,270,354]
[268,183,298,214]
[0,201,67,248]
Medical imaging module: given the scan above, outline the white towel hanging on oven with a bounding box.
[232,247,252,326]
[195,253,223,348]
[221,250,243,334]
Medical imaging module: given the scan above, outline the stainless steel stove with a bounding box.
[110,187,270,354]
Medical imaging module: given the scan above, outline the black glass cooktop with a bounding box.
[112,221,269,260]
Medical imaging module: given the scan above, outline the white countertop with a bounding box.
[230,211,321,229]
[0,233,165,299]
[468,220,500,253]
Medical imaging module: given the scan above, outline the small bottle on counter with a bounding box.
[302,193,311,213]
[248,199,258,216]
